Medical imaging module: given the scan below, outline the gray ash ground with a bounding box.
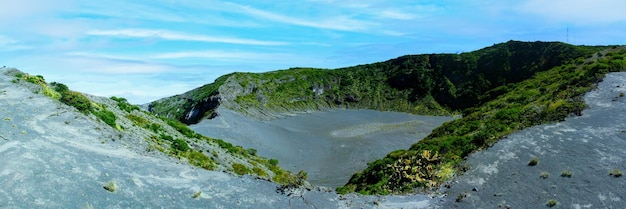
[191,108,453,188]
[440,72,626,208]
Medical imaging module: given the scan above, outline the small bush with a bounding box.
[232,163,251,175]
[268,159,279,167]
[148,123,163,133]
[540,172,550,179]
[125,114,148,127]
[252,166,268,177]
[192,191,202,198]
[528,157,539,166]
[609,169,623,177]
[546,199,558,207]
[111,96,139,113]
[93,109,117,128]
[60,91,92,113]
[187,151,214,170]
[51,82,69,93]
[103,181,117,192]
[171,138,191,153]
[561,170,573,178]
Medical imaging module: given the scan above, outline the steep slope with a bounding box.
[339,47,626,194]
[149,41,606,122]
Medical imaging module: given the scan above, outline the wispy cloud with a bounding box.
[226,2,373,31]
[86,29,288,46]
[518,0,626,25]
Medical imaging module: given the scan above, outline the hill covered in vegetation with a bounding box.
[148,41,626,194]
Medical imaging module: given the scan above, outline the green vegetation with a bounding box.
[60,91,92,113]
[232,163,251,175]
[92,108,117,129]
[338,46,626,194]
[103,181,117,192]
[609,169,623,177]
[171,138,191,153]
[528,157,539,166]
[540,172,550,179]
[561,170,573,178]
[186,151,215,170]
[125,114,149,127]
[546,199,558,207]
[111,96,140,113]
[192,191,202,198]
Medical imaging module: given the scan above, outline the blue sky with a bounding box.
[2,0,626,104]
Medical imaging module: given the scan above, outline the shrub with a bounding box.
[93,109,117,128]
[171,138,191,153]
[609,169,623,177]
[125,114,148,127]
[111,96,139,113]
[546,199,558,207]
[51,82,69,93]
[186,151,214,170]
[148,123,163,133]
[232,163,251,175]
[528,157,539,166]
[540,172,550,179]
[268,159,279,167]
[103,181,117,192]
[60,91,92,113]
[561,170,573,178]
[252,166,268,177]
[192,191,202,198]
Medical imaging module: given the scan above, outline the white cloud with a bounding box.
[86,29,288,46]
[0,35,18,46]
[518,0,626,25]
[226,2,373,31]
[378,10,417,20]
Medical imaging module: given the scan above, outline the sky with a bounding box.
[1,0,626,104]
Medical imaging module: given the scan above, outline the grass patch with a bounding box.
[561,170,573,178]
[609,169,623,177]
[546,199,558,207]
[232,163,251,175]
[125,114,148,127]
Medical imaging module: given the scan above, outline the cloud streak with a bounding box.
[87,29,288,46]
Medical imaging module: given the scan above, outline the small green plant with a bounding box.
[171,138,191,153]
[561,170,573,178]
[456,192,467,202]
[620,92,625,97]
[546,199,558,207]
[232,163,251,175]
[60,91,92,113]
[528,157,539,166]
[540,172,550,179]
[192,191,202,198]
[92,109,117,128]
[103,181,117,192]
[609,169,623,177]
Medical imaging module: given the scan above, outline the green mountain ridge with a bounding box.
[147,40,626,194]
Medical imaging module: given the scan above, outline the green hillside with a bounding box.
[148,41,625,194]
[150,41,606,123]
